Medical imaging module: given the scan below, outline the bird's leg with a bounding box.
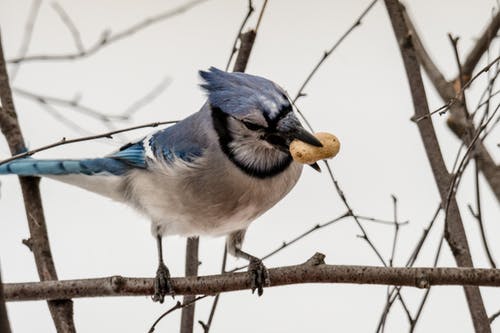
[234,248,270,296]
[152,234,173,303]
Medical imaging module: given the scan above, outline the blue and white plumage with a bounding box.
[0,67,322,300]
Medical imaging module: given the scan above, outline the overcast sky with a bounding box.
[1,0,500,332]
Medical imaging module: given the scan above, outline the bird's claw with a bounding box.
[152,262,173,303]
[248,257,270,296]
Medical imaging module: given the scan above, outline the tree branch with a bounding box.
[462,10,500,80]
[383,1,490,331]
[403,7,500,203]
[0,33,75,332]
[7,0,210,64]
[0,267,11,333]
[0,120,178,166]
[180,238,199,333]
[5,255,500,301]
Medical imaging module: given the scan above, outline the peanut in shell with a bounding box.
[290,132,340,164]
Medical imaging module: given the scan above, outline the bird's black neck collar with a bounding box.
[211,106,292,179]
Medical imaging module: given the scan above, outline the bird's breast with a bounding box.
[125,156,303,237]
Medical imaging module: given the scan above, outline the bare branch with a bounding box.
[0,267,11,333]
[51,2,85,53]
[5,258,500,301]
[324,162,388,266]
[180,238,200,333]
[199,248,227,333]
[376,206,442,332]
[410,231,446,332]
[7,0,210,64]
[0,32,75,333]
[404,8,500,203]
[383,1,490,331]
[121,77,171,118]
[13,87,128,122]
[490,308,500,323]
[402,6,455,99]
[0,120,178,166]
[150,295,208,333]
[225,0,254,71]
[293,0,378,102]
[9,0,42,80]
[389,195,400,267]
[470,159,497,267]
[232,30,256,73]
[462,10,500,80]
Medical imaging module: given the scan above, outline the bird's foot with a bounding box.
[248,257,270,296]
[152,262,173,303]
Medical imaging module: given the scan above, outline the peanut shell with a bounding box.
[290,132,340,164]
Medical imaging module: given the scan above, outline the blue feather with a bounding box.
[199,67,291,120]
[0,157,132,176]
[148,112,207,164]
[111,142,146,168]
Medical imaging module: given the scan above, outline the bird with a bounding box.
[0,67,322,302]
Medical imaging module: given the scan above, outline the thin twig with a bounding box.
[229,210,404,273]
[10,0,42,81]
[199,248,227,333]
[490,309,500,323]
[413,55,500,122]
[0,120,178,166]
[52,2,85,53]
[375,206,442,332]
[443,105,500,226]
[121,77,171,117]
[149,295,208,333]
[293,0,378,103]
[14,87,128,121]
[225,0,254,71]
[409,231,446,332]
[254,0,268,32]
[324,162,388,266]
[8,0,210,64]
[38,101,95,136]
[389,195,400,267]
[469,160,497,268]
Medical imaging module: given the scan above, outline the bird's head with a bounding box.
[200,67,321,178]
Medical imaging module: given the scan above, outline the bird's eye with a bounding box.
[242,121,265,131]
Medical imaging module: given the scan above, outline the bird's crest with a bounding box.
[199,67,291,122]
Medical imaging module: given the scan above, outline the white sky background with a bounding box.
[1,0,499,332]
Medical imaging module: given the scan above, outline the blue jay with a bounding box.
[0,67,322,302]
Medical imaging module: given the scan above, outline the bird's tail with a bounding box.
[0,157,128,176]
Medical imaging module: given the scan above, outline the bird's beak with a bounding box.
[290,127,323,147]
[309,162,322,172]
[289,126,322,172]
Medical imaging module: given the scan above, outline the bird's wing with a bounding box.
[141,112,209,165]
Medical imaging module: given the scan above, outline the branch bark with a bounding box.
[383,1,490,332]
[462,10,500,80]
[403,7,500,202]
[180,238,199,333]
[0,268,11,333]
[0,33,75,332]
[5,255,500,301]
[232,30,256,73]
